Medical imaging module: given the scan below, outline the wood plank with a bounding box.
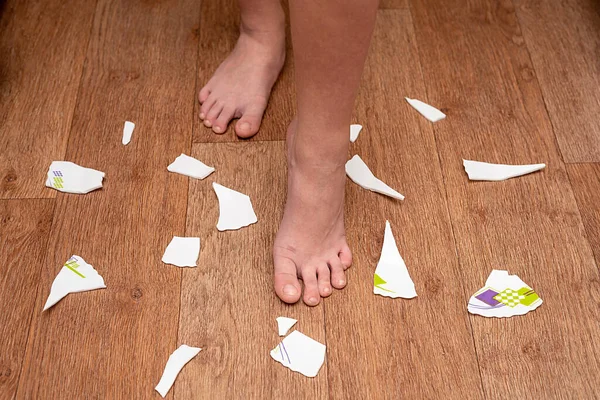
[325,11,484,399]
[410,0,600,397]
[514,0,600,162]
[379,0,409,9]
[16,0,200,397]
[0,0,98,199]
[176,141,328,398]
[0,199,53,398]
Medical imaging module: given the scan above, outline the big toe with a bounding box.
[235,103,265,138]
[274,257,302,304]
[339,242,353,270]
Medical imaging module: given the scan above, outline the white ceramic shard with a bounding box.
[155,345,202,398]
[350,124,363,143]
[162,236,200,267]
[276,317,297,336]
[45,161,105,194]
[43,255,106,311]
[345,155,404,200]
[463,159,546,181]
[373,221,417,299]
[167,154,215,180]
[468,270,542,318]
[270,331,326,378]
[213,182,257,231]
[122,121,135,145]
[405,97,446,123]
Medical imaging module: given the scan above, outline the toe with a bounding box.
[274,257,302,304]
[198,86,210,104]
[212,106,237,134]
[329,257,347,289]
[235,102,266,138]
[301,266,321,306]
[317,264,332,297]
[204,102,224,128]
[199,95,217,120]
[339,243,353,270]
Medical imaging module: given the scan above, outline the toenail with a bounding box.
[199,113,205,119]
[323,287,331,293]
[338,279,345,285]
[283,285,298,295]
[240,122,250,131]
[214,126,222,133]
[309,297,318,304]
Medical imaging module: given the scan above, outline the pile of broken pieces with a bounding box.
[41,98,544,396]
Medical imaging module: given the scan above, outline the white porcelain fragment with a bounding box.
[468,270,542,318]
[167,154,215,180]
[463,159,546,181]
[161,236,200,267]
[122,121,135,145]
[345,155,404,200]
[270,331,326,378]
[45,161,105,194]
[213,182,257,231]
[405,97,446,123]
[350,124,363,143]
[155,345,202,398]
[43,255,106,311]
[276,317,297,336]
[374,221,417,299]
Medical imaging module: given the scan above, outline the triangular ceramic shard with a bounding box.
[213,182,258,231]
[463,159,546,181]
[276,317,298,336]
[122,121,135,145]
[162,236,200,267]
[43,255,106,311]
[155,345,202,398]
[405,97,446,123]
[167,153,215,180]
[45,161,105,194]
[468,269,542,318]
[350,124,363,143]
[345,155,404,200]
[270,330,326,378]
[373,221,417,298]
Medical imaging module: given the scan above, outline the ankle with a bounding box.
[239,6,285,39]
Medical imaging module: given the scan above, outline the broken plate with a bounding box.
[43,255,106,311]
[155,344,202,398]
[162,236,200,267]
[374,221,417,299]
[463,159,546,181]
[167,154,215,180]
[213,182,257,231]
[405,98,446,123]
[276,317,297,336]
[350,124,363,143]
[270,330,326,378]
[345,155,404,200]
[45,161,105,194]
[122,121,135,145]
[468,270,542,318]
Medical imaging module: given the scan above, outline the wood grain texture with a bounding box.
[514,0,600,162]
[0,200,53,399]
[410,0,600,397]
[15,0,200,397]
[176,141,328,399]
[0,0,97,199]
[325,11,484,399]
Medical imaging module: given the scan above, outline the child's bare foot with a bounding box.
[198,16,285,138]
[273,121,353,306]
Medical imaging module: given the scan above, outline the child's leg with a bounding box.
[198,0,285,137]
[273,0,379,305]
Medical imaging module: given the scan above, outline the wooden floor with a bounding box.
[1,0,599,398]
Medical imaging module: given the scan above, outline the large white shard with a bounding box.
[468,270,542,318]
[167,154,215,180]
[270,331,326,378]
[350,124,363,143]
[276,317,297,336]
[345,155,404,200]
[122,121,135,145]
[405,97,446,123]
[373,221,417,299]
[45,161,105,194]
[463,159,546,181]
[162,236,200,267]
[43,255,106,311]
[213,182,257,231]
[155,345,202,398]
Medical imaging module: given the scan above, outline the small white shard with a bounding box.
[374,221,417,299]
[162,236,200,267]
[155,345,202,398]
[276,317,297,336]
[463,159,546,181]
[405,97,446,123]
[167,154,215,180]
[122,121,135,145]
[345,155,404,200]
[468,270,542,318]
[213,182,257,231]
[350,124,363,143]
[270,331,326,378]
[43,255,106,311]
[45,161,105,194]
